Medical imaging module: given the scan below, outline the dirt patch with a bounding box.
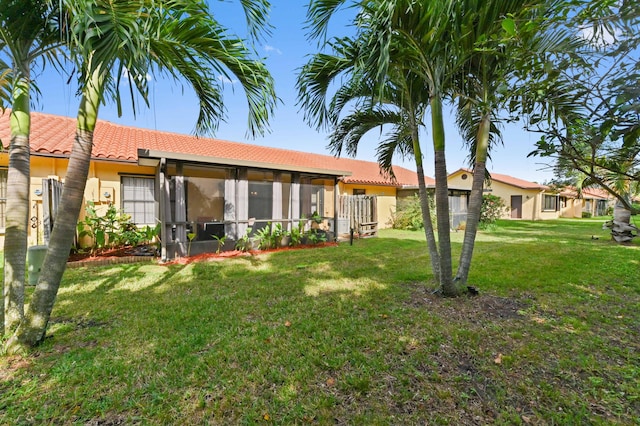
[403,282,528,320]
[50,317,110,330]
[0,355,32,382]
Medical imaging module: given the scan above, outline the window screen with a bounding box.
[122,176,155,225]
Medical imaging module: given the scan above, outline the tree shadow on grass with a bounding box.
[5,228,640,425]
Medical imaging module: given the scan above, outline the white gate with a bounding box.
[337,195,378,238]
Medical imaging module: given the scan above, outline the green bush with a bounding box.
[391,194,435,231]
[256,223,284,250]
[76,201,158,253]
[479,194,506,229]
[582,211,592,218]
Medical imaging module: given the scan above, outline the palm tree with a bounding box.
[451,0,554,286]
[305,0,464,295]
[0,0,62,334]
[6,0,276,353]
[298,36,442,282]
[305,0,585,295]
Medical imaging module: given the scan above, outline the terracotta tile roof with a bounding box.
[0,111,425,187]
[559,186,613,200]
[449,168,547,190]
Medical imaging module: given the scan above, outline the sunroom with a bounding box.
[138,149,351,260]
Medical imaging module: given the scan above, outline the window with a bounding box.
[122,176,155,225]
[0,169,6,230]
[353,188,366,195]
[542,194,558,211]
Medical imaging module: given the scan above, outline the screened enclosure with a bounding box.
[158,159,341,259]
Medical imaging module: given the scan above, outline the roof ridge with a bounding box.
[31,110,416,173]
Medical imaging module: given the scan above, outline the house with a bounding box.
[448,168,553,220]
[0,111,429,259]
[447,168,616,220]
[558,186,613,218]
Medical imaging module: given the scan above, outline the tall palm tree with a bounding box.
[305,0,585,295]
[451,0,529,286]
[297,36,442,283]
[305,0,464,295]
[0,0,62,334]
[6,0,276,353]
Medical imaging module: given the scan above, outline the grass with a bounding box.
[1,219,639,424]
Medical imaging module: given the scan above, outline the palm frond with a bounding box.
[305,0,349,41]
[296,38,360,130]
[328,107,402,157]
[238,0,272,41]
[60,0,275,136]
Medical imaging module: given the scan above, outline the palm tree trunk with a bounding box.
[608,198,638,243]
[5,68,102,353]
[3,76,31,334]
[411,127,440,284]
[455,113,490,286]
[431,96,458,296]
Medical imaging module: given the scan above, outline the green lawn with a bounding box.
[1,219,639,424]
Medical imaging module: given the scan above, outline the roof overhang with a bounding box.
[137,148,352,177]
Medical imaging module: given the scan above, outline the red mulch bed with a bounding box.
[68,242,339,266]
[162,242,338,265]
[67,246,136,263]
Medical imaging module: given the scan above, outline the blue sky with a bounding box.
[31,1,555,183]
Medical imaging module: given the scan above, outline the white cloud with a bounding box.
[264,44,283,55]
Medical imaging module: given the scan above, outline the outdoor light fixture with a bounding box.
[34,189,42,196]
[103,191,111,198]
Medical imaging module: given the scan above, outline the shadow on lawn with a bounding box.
[5,226,639,425]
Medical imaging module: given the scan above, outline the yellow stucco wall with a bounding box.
[339,183,398,228]
[0,153,155,247]
[0,152,404,248]
[448,171,554,220]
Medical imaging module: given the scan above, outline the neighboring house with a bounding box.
[0,111,428,259]
[448,168,552,220]
[558,186,613,218]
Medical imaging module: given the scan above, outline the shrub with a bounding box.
[76,202,158,253]
[289,220,305,246]
[582,211,592,218]
[235,227,253,252]
[307,228,327,244]
[391,194,435,231]
[480,194,506,229]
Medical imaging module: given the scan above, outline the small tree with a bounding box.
[479,194,507,229]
